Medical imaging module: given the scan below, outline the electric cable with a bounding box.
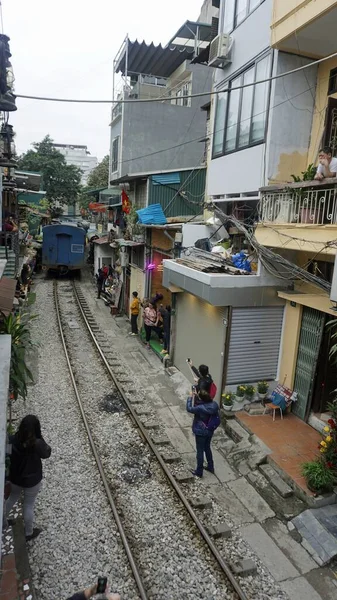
[15,49,337,105]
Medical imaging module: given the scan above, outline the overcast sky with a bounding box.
[4,0,200,161]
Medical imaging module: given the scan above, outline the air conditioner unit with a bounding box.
[208,34,232,68]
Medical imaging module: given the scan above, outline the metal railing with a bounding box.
[259,182,337,226]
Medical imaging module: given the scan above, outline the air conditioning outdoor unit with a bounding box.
[208,34,232,68]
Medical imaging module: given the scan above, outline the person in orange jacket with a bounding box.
[130,291,141,335]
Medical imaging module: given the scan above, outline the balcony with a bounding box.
[256,180,337,254]
[271,0,337,58]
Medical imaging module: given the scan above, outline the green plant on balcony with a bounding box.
[0,312,36,401]
[125,205,143,239]
[291,164,317,183]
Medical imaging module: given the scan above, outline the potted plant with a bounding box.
[222,392,235,411]
[235,385,246,403]
[302,460,337,495]
[244,385,256,402]
[257,381,269,401]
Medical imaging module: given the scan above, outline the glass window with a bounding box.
[219,53,271,155]
[238,67,254,148]
[213,92,227,155]
[235,0,248,26]
[225,75,241,152]
[251,55,270,143]
[111,137,119,173]
[223,0,235,33]
[249,0,261,11]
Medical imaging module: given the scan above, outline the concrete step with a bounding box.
[292,506,337,566]
[259,463,293,498]
[247,471,306,521]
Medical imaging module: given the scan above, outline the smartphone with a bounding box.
[97,577,107,594]
[186,358,191,363]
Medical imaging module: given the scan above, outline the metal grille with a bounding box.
[260,188,337,225]
[292,307,325,421]
[226,307,284,384]
[328,107,337,156]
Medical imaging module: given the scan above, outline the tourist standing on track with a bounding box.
[5,415,51,540]
[186,389,220,478]
[143,301,157,348]
[187,359,216,398]
[130,291,141,335]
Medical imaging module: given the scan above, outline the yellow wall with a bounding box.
[272,0,337,48]
[256,224,337,255]
[129,266,145,318]
[308,56,337,165]
[278,301,302,389]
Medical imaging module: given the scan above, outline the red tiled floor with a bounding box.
[237,412,321,496]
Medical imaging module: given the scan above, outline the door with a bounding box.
[312,315,337,414]
[323,98,337,155]
[226,307,284,384]
[292,307,325,421]
[56,234,71,265]
[173,293,227,401]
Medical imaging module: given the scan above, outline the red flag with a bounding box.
[121,189,131,214]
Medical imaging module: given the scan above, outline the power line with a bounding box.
[15,49,337,105]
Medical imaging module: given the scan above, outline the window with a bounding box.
[213,53,271,157]
[328,68,337,95]
[131,245,145,269]
[111,136,119,173]
[171,80,191,107]
[223,0,264,32]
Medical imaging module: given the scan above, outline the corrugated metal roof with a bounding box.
[116,40,194,78]
[152,173,180,186]
[149,168,206,219]
[137,204,167,225]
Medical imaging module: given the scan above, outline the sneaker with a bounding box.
[191,470,203,478]
[205,466,215,474]
[160,349,167,354]
[131,333,137,336]
[26,528,41,541]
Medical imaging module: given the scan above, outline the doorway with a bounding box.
[323,97,337,155]
[312,315,337,414]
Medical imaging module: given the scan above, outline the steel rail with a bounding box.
[53,281,148,600]
[72,282,248,600]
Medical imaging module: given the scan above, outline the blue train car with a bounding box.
[42,223,86,273]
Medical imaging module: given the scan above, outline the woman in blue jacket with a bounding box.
[186,389,220,478]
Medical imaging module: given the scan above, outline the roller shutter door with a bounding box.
[226,307,284,384]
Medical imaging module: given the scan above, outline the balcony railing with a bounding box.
[259,180,337,226]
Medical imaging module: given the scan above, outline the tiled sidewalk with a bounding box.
[237,412,321,495]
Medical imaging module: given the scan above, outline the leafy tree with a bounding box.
[79,155,109,211]
[17,135,82,217]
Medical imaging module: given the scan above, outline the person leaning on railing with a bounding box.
[315,146,337,181]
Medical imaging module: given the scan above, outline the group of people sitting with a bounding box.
[130,291,171,355]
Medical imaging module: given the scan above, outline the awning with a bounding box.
[167,21,213,51]
[116,239,144,247]
[278,291,337,317]
[116,39,194,78]
[0,276,17,316]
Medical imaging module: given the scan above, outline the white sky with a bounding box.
[4,0,200,161]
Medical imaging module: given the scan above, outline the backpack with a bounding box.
[209,382,217,399]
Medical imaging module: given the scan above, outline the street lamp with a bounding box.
[0,122,16,167]
[0,34,17,112]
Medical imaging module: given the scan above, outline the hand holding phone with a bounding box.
[97,577,107,594]
[186,358,191,363]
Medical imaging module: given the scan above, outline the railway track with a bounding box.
[54,279,248,600]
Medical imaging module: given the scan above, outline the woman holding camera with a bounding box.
[186,389,220,478]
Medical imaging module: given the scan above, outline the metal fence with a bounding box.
[259,187,337,225]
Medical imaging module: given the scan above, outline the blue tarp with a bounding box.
[136,204,167,225]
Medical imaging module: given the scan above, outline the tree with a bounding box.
[17,135,82,217]
[79,154,109,211]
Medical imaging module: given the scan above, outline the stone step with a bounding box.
[292,506,337,566]
[259,463,293,498]
[246,471,305,521]
[225,419,250,443]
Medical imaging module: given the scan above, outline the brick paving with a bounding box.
[237,412,321,495]
[0,517,34,600]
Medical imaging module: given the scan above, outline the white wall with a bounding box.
[94,244,114,276]
[208,144,266,195]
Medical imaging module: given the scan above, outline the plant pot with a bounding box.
[223,403,233,411]
[235,395,245,403]
[258,392,267,401]
[300,208,316,224]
